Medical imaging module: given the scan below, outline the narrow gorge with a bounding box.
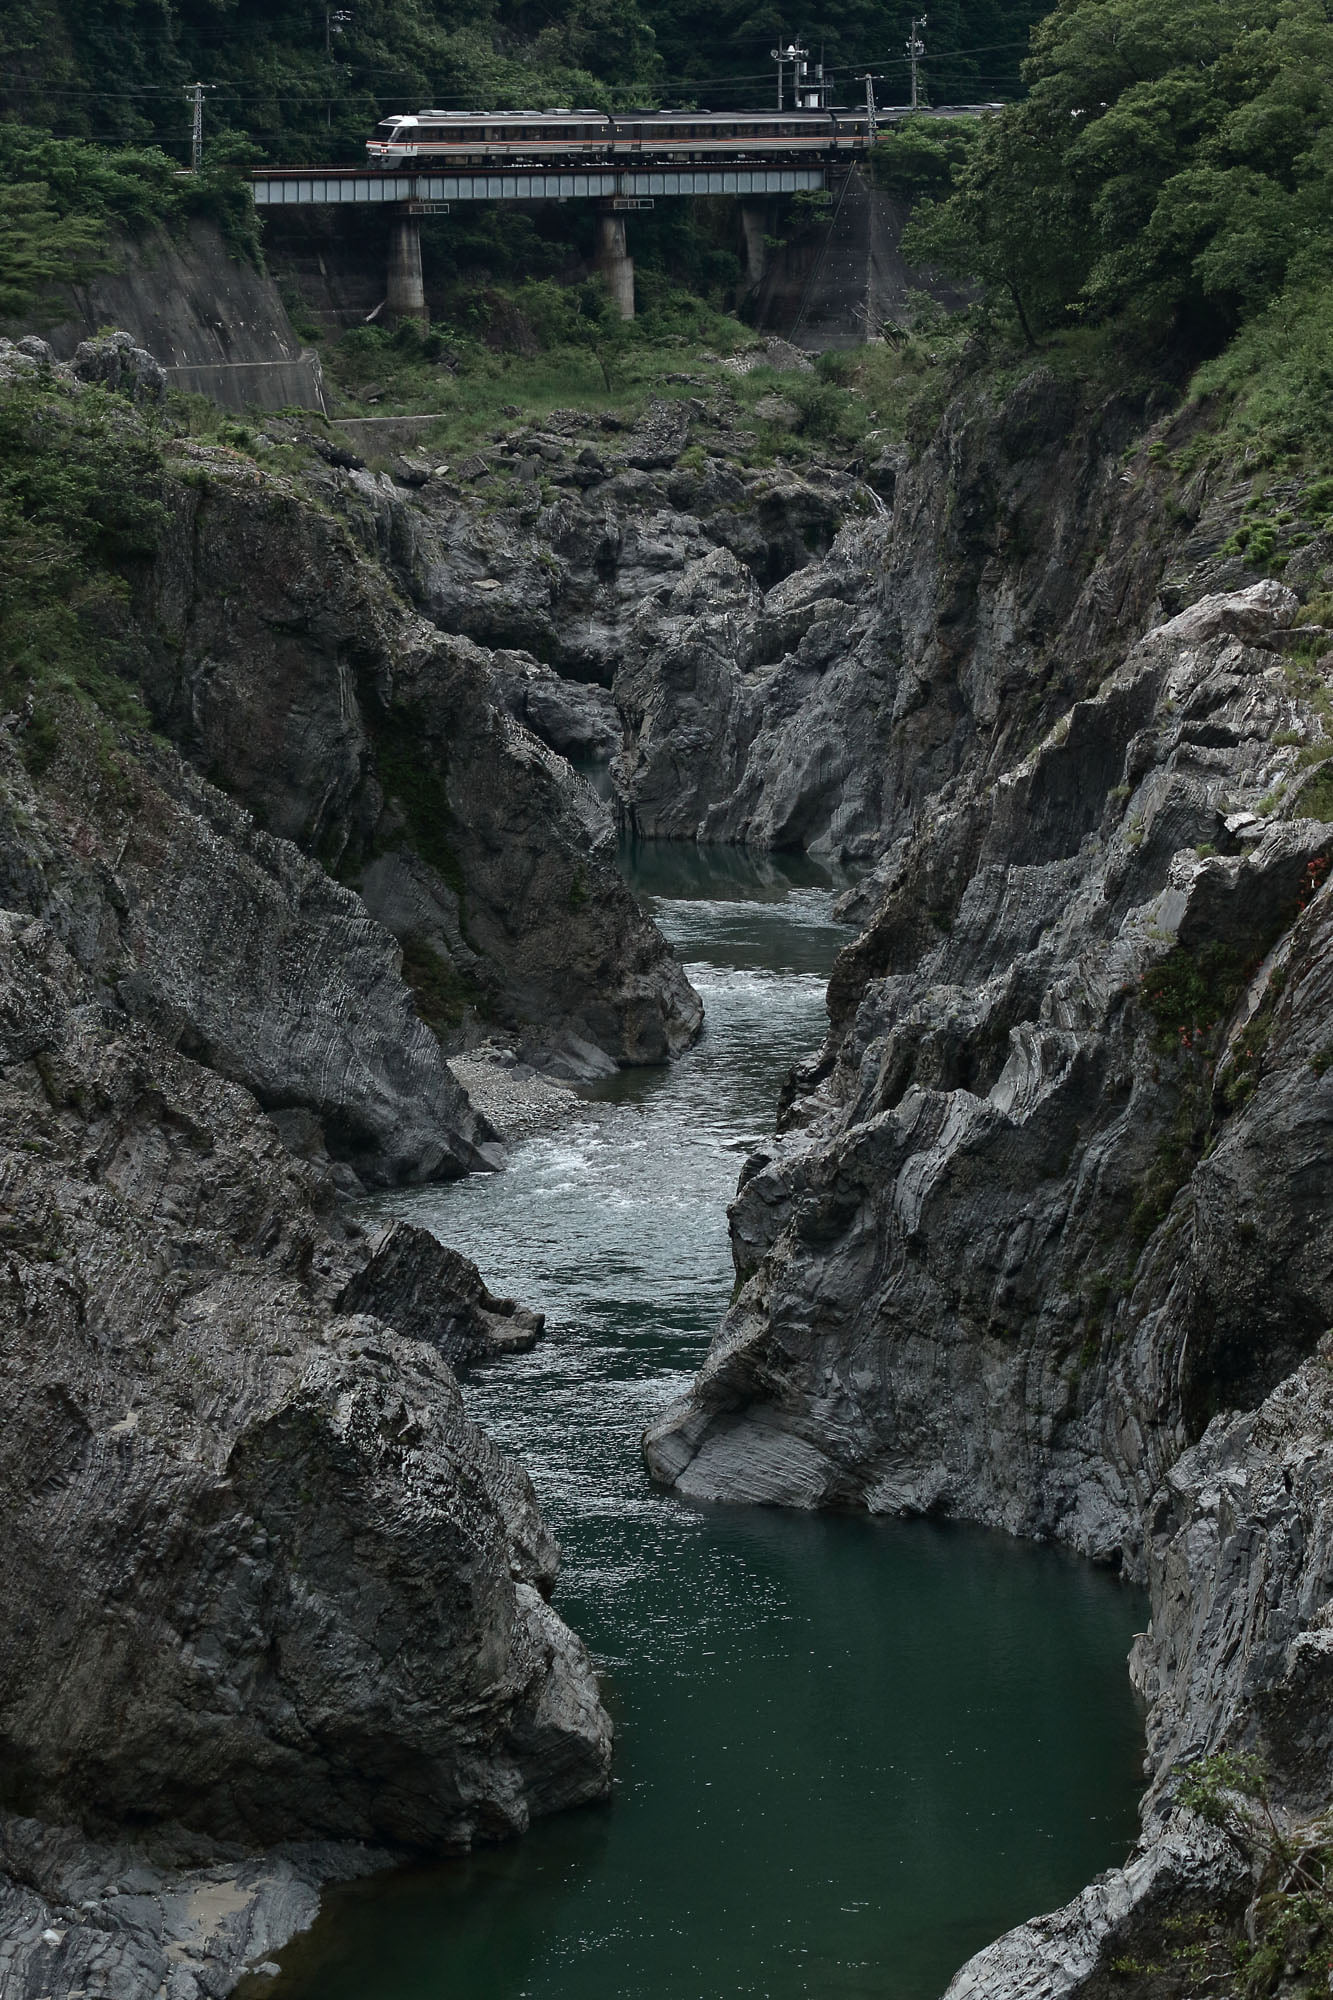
[4,272,1333,2000]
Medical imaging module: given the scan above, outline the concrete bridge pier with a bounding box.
[386,212,426,323]
[594,211,635,320]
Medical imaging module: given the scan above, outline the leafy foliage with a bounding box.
[643,0,1046,111]
[869,115,984,199]
[0,0,653,165]
[0,183,107,319]
[0,375,165,759]
[1140,942,1248,1044]
[0,0,1049,170]
[0,122,264,319]
[1177,1753,1333,1997]
[903,0,1333,355]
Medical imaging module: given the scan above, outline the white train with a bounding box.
[367,108,873,169]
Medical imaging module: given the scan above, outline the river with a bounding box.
[261,843,1146,2000]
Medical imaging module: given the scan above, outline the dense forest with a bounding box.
[0,0,1044,163]
[890,0,1333,457]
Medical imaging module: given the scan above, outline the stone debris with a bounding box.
[72,329,167,403]
[450,1045,582,1142]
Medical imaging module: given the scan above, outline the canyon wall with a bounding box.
[0,335,708,1995]
[7,308,1333,1993]
[636,366,1333,1986]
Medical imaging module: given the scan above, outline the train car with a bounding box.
[366,108,870,169]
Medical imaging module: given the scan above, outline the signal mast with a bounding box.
[770,37,827,110]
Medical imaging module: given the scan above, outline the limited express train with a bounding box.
[367,108,872,169]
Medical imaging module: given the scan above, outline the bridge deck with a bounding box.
[251,165,829,205]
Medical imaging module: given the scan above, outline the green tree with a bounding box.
[902,0,1333,347]
[0,182,107,318]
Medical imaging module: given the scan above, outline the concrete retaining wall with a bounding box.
[33,220,327,414]
[753,169,966,349]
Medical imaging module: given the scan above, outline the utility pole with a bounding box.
[326,8,352,128]
[859,71,880,142]
[906,14,927,110]
[770,38,787,110]
[791,39,815,109]
[182,81,215,172]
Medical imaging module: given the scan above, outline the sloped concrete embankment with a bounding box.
[35,218,326,414]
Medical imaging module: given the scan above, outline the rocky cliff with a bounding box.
[323,359,1179,868]
[0,337,709,1993]
[10,316,1333,1995]
[2,337,701,1151]
[641,367,1333,1988]
[0,895,611,1998]
[292,370,903,860]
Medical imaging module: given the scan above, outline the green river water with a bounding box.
[261,844,1146,2000]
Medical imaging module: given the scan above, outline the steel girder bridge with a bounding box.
[249,162,833,321]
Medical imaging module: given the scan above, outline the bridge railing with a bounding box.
[251,165,830,205]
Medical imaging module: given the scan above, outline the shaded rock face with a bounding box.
[646,569,1333,1986]
[367,401,859,689]
[304,399,901,858]
[0,906,611,1990]
[136,447,701,1080]
[0,682,491,1191]
[0,347,649,1997]
[646,580,1333,1530]
[618,370,1175,862]
[487,654,622,764]
[0,1816,383,2000]
[333,376,1190,864]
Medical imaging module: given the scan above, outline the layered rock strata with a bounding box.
[647,564,1333,1984]
[0,905,611,1993]
[315,371,1183,864]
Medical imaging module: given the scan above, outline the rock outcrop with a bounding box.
[0,343,660,1995]
[0,1815,383,2000]
[133,432,702,1085]
[298,395,901,857]
[643,420,1333,1987]
[0,903,611,1991]
[326,372,1192,865]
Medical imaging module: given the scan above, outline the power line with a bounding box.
[0,36,1034,96]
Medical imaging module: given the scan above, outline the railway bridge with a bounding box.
[249,105,993,323]
[252,163,829,319]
